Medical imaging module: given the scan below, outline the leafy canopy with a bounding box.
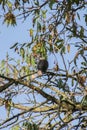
[0,0,87,130]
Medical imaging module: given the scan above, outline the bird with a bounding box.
[37,58,49,74]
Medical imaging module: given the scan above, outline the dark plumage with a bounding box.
[37,59,48,73]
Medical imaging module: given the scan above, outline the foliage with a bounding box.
[22,122,39,130]
[0,0,87,130]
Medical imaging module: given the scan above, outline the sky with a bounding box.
[0,20,30,60]
[0,2,87,130]
[0,19,78,130]
[0,16,32,130]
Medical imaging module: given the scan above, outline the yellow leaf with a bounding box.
[67,44,70,53]
[7,1,12,9]
[29,29,33,37]
[65,12,71,23]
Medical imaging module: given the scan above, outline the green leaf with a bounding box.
[37,22,41,32]
[81,62,87,67]
[73,25,77,36]
[34,9,40,16]
[0,0,3,4]
[34,0,39,6]
[7,1,12,9]
[33,124,39,130]
[56,39,64,43]
[10,125,20,130]
[33,16,38,27]
[16,59,20,65]
[1,60,5,68]
[20,48,25,58]
[61,46,66,54]
[31,57,35,66]
[49,0,55,9]
[81,95,87,107]
[42,10,47,19]
[85,14,87,25]
[80,26,84,38]
[58,43,63,49]
[10,43,18,49]
[13,67,18,78]
[64,114,72,122]
[74,0,79,5]
[71,78,74,86]
[22,122,39,130]
[6,67,9,76]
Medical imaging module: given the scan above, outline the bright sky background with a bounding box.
[0,3,86,130]
[0,19,77,130]
[0,17,32,130]
[0,20,30,59]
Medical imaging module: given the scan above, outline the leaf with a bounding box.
[11,125,20,130]
[34,0,39,6]
[85,14,87,25]
[31,57,35,66]
[10,43,18,49]
[81,95,87,107]
[80,26,84,38]
[14,0,20,8]
[42,24,46,33]
[34,9,40,16]
[61,46,66,54]
[32,16,39,27]
[81,62,87,67]
[49,0,55,9]
[4,12,16,26]
[6,67,9,76]
[17,59,20,65]
[15,47,19,54]
[13,67,18,79]
[65,12,71,23]
[56,79,64,89]
[73,24,77,36]
[20,48,25,58]
[42,10,47,19]
[67,44,70,53]
[7,1,12,9]
[49,44,53,52]
[0,0,3,4]
[77,12,80,20]
[71,78,74,86]
[37,22,41,32]
[75,0,80,5]
[22,122,39,130]
[29,29,33,37]
[33,123,39,130]
[5,99,11,118]
[56,39,64,43]
[1,60,5,68]
[20,66,25,77]
[58,43,63,49]
[64,114,72,122]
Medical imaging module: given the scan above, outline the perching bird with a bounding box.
[37,58,48,74]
